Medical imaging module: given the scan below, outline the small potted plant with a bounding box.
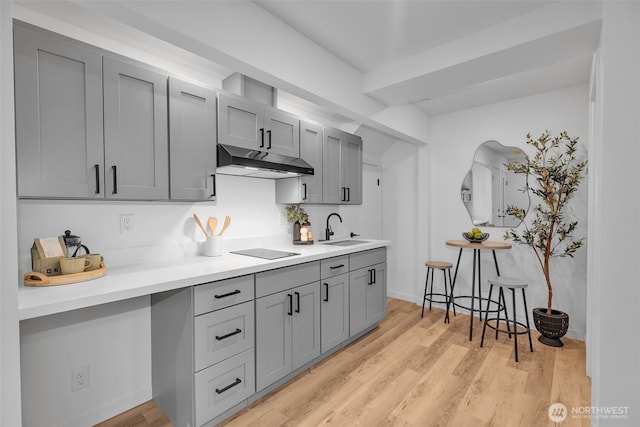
[504,130,587,347]
[285,204,309,244]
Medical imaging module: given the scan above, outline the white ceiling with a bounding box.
[254,0,601,116]
[255,1,554,73]
[14,0,602,139]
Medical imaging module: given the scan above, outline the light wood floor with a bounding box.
[101,298,590,427]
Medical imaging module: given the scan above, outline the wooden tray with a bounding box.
[24,262,106,287]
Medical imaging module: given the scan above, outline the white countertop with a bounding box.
[18,239,390,320]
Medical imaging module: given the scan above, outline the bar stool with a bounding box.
[421,261,456,322]
[480,276,534,362]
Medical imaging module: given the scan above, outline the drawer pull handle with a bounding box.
[214,289,241,299]
[215,378,242,394]
[215,328,242,341]
[330,264,345,270]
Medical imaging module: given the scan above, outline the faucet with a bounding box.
[325,213,343,241]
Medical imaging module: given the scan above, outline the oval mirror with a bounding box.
[461,140,529,227]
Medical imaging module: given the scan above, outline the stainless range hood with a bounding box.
[216,144,314,179]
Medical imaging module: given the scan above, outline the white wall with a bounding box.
[17,173,383,427]
[588,2,640,424]
[428,84,590,340]
[0,1,23,426]
[381,141,420,301]
[20,297,151,427]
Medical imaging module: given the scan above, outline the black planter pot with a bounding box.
[533,308,569,347]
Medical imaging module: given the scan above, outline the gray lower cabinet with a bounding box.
[152,275,255,427]
[255,262,321,392]
[349,248,387,337]
[151,249,386,425]
[320,256,349,353]
[168,77,217,201]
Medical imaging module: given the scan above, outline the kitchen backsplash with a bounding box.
[17,174,355,271]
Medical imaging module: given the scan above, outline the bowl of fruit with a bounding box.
[463,228,489,243]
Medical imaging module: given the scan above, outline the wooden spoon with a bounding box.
[208,217,218,237]
[193,213,209,237]
[218,215,231,236]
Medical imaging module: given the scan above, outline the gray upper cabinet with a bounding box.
[344,133,363,205]
[103,56,169,200]
[323,129,362,205]
[168,77,217,201]
[218,93,299,157]
[264,109,300,157]
[322,128,346,204]
[275,121,323,204]
[14,23,104,199]
[14,23,169,201]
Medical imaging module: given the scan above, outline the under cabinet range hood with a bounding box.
[216,144,314,179]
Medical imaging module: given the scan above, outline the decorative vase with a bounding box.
[292,221,301,243]
[532,308,569,347]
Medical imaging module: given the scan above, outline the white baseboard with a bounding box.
[59,387,152,427]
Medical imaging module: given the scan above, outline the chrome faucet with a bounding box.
[325,213,343,241]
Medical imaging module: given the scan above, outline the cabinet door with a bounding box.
[168,78,217,201]
[349,267,369,337]
[292,282,321,371]
[14,24,104,198]
[321,274,349,353]
[218,93,264,150]
[299,121,323,203]
[256,291,292,391]
[344,133,363,204]
[265,108,300,157]
[322,128,346,204]
[103,56,169,200]
[367,263,387,325]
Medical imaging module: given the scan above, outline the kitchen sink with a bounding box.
[322,239,368,246]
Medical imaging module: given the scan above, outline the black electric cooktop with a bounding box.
[230,248,300,260]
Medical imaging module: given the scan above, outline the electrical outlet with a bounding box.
[120,214,134,233]
[72,365,89,392]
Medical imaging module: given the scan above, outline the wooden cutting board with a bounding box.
[24,262,106,286]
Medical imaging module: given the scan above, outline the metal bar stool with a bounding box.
[421,261,456,323]
[480,276,534,362]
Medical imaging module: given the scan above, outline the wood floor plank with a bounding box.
[216,298,591,427]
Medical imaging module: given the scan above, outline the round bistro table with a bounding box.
[445,239,512,341]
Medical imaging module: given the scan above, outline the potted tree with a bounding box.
[504,130,587,347]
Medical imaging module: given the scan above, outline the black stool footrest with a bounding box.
[423,292,450,305]
[484,318,531,335]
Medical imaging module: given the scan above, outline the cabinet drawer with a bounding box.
[256,261,320,298]
[320,255,349,279]
[349,248,386,271]
[194,275,254,315]
[195,349,255,426]
[194,301,254,372]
